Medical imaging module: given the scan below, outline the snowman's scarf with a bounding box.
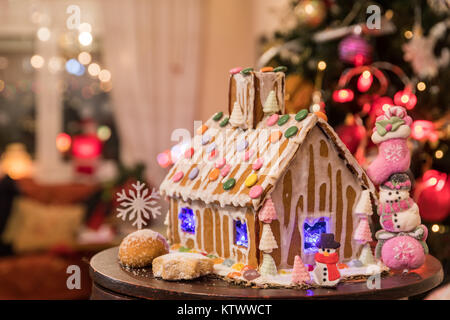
[314,252,340,281]
[378,198,414,215]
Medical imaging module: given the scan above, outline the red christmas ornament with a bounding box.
[333,89,354,103]
[336,123,365,154]
[394,88,417,110]
[416,170,450,222]
[371,96,394,116]
[411,120,438,142]
[357,71,373,92]
[338,35,372,66]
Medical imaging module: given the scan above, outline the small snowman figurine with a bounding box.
[312,233,341,287]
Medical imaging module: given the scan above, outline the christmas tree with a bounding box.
[229,101,245,128]
[263,90,280,114]
[355,190,372,215]
[258,197,278,223]
[292,255,310,284]
[354,216,373,244]
[259,223,278,253]
[359,243,376,265]
[260,253,278,276]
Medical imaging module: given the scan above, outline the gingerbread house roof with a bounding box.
[160,110,376,211]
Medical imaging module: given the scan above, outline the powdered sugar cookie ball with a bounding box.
[118,229,169,268]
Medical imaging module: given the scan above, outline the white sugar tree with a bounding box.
[116,181,161,229]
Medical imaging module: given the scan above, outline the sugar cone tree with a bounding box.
[354,216,372,244]
[258,197,277,223]
[260,253,277,276]
[359,243,376,265]
[355,190,372,215]
[229,101,245,127]
[292,255,310,284]
[263,90,279,115]
[259,223,278,253]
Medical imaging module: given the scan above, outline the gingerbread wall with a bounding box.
[168,198,259,267]
[267,126,364,267]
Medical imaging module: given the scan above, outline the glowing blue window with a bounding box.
[179,207,195,234]
[235,220,248,247]
[303,218,328,254]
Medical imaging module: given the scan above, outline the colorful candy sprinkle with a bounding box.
[231,263,245,271]
[221,164,231,177]
[270,130,282,143]
[206,254,217,259]
[338,263,349,269]
[249,185,263,198]
[178,246,190,252]
[215,157,226,169]
[229,67,243,75]
[315,111,328,121]
[172,171,184,182]
[220,117,229,127]
[222,258,235,267]
[266,114,279,126]
[184,147,194,159]
[202,134,211,145]
[197,124,208,135]
[277,114,290,126]
[260,66,274,72]
[242,265,256,272]
[252,158,264,171]
[212,258,224,265]
[209,168,220,181]
[245,173,258,187]
[236,139,249,152]
[244,149,254,161]
[243,269,260,281]
[223,178,236,190]
[227,272,242,279]
[273,66,287,72]
[284,126,298,138]
[295,109,308,121]
[188,167,199,180]
[213,111,223,121]
[171,243,181,250]
[240,67,253,75]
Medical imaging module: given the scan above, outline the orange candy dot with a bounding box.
[212,257,224,264]
[227,272,242,279]
[260,66,274,72]
[197,124,208,135]
[242,265,256,272]
[270,130,282,143]
[315,111,328,122]
[209,168,220,181]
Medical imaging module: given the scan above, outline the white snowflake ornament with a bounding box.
[116,181,161,229]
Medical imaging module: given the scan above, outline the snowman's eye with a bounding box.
[327,249,330,253]
[388,192,392,195]
[396,191,399,194]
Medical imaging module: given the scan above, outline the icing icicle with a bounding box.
[229,101,245,128]
[263,90,279,115]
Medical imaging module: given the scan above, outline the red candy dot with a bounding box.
[173,171,184,182]
[266,114,279,126]
[184,147,194,159]
[249,185,263,198]
[229,67,243,74]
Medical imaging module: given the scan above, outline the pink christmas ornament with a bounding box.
[381,236,426,271]
[292,255,310,284]
[259,197,277,223]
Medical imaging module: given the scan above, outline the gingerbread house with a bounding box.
[160,68,376,268]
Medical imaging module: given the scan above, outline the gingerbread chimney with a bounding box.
[228,68,285,129]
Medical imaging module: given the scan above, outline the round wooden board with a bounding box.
[89,247,443,300]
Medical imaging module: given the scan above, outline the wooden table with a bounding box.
[89,247,444,300]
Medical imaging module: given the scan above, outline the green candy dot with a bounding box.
[213,111,223,121]
[220,117,229,127]
[179,246,190,252]
[223,178,236,190]
[295,109,308,122]
[240,67,253,75]
[273,66,287,72]
[285,126,298,138]
[277,114,290,126]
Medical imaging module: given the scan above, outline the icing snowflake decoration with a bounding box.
[393,240,415,262]
[116,181,161,229]
[384,143,406,162]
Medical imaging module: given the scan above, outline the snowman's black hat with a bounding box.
[318,233,340,249]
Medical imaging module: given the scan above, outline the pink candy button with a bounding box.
[252,158,263,170]
[249,185,263,199]
[266,114,279,126]
[229,67,243,75]
[184,147,194,159]
[172,171,184,182]
[215,157,226,169]
[221,164,231,177]
[244,149,254,161]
